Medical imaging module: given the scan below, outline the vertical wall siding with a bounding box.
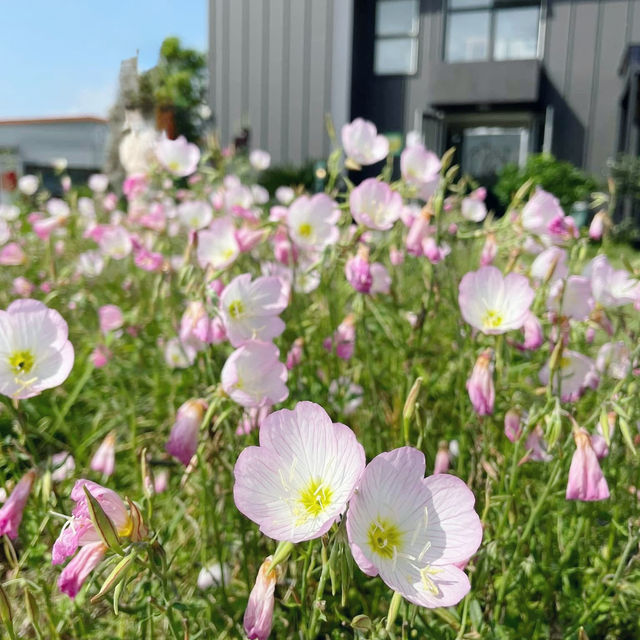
[209,0,350,164]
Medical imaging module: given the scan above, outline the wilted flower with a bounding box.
[349,179,402,230]
[90,432,116,477]
[0,470,36,539]
[341,118,389,166]
[244,556,277,640]
[287,194,340,251]
[458,266,534,335]
[166,398,208,466]
[234,401,365,542]
[328,376,364,416]
[566,428,609,501]
[156,135,200,177]
[346,447,482,608]
[466,349,495,416]
[249,149,271,171]
[0,299,74,399]
[197,217,240,270]
[523,425,552,462]
[52,480,133,566]
[221,340,288,408]
[220,274,287,347]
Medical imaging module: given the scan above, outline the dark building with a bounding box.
[209,0,640,179]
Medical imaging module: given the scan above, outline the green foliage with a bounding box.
[257,161,316,196]
[495,153,600,212]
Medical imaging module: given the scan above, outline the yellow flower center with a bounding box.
[298,223,313,239]
[367,518,403,560]
[228,299,245,319]
[168,161,180,172]
[9,350,35,375]
[299,478,332,518]
[482,309,503,329]
[559,356,571,369]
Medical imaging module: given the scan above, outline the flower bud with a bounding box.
[83,486,124,556]
[244,556,278,640]
[345,245,373,294]
[504,409,523,442]
[166,398,208,466]
[466,350,494,416]
[90,432,116,477]
[91,552,137,603]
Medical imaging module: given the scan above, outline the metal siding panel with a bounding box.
[323,0,334,157]
[544,0,572,92]
[308,0,330,159]
[406,3,432,136]
[566,2,598,128]
[214,0,227,144]
[247,0,265,149]
[267,0,285,162]
[633,0,640,39]
[288,0,307,164]
[228,0,244,140]
[586,0,626,175]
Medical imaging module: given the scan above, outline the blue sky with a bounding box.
[0,0,207,119]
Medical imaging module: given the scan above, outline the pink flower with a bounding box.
[287,194,340,251]
[584,255,640,308]
[249,149,271,171]
[236,225,266,253]
[12,277,34,297]
[458,266,534,335]
[345,247,373,294]
[52,480,132,566]
[220,274,287,347]
[433,443,450,474]
[88,173,109,193]
[423,237,451,264]
[91,345,112,368]
[341,118,389,166]
[234,402,365,542]
[180,301,211,348]
[480,234,497,266]
[547,276,594,321]
[349,179,403,230]
[134,247,164,272]
[405,211,435,256]
[461,189,487,222]
[519,311,544,351]
[58,541,107,599]
[346,447,482,608]
[504,409,523,442]
[588,211,606,240]
[51,452,75,483]
[370,263,391,295]
[324,315,356,360]
[166,398,208,466]
[0,470,36,539]
[244,557,277,640]
[286,338,303,370]
[521,188,564,239]
[530,246,568,283]
[272,228,298,265]
[0,299,74,399]
[221,341,288,408]
[523,425,552,462]
[389,247,404,265]
[466,349,495,416]
[90,432,116,477]
[99,305,124,334]
[98,226,133,259]
[596,341,631,380]
[0,242,26,265]
[123,173,149,200]
[539,350,597,402]
[164,337,197,369]
[155,135,200,177]
[197,217,240,270]
[401,144,441,200]
[566,428,610,501]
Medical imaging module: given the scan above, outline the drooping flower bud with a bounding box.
[504,409,523,442]
[566,428,610,501]
[466,349,495,416]
[166,398,208,466]
[244,556,278,640]
[90,432,116,477]
[0,470,36,540]
[345,245,373,294]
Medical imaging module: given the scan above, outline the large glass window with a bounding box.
[446,0,540,63]
[374,0,420,75]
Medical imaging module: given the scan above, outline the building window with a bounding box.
[374,0,420,75]
[445,0,540,63]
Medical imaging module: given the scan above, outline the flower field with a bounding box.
[0,119,639,639]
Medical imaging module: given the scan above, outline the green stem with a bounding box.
[307,542,330,640]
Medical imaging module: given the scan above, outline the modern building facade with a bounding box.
[0,116,108,201]
[209,0,640,179]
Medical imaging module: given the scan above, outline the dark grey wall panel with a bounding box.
[288,0,308,165]
[587,0,628,176]
[267,0,285,161]
[228,0,244,139]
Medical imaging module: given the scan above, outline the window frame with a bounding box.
[374,0,421,77]
[444,0,543,64]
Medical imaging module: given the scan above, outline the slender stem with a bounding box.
[307,542,330,640]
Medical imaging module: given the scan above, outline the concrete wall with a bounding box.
[0,120,108,171]
[208,0,353,165]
